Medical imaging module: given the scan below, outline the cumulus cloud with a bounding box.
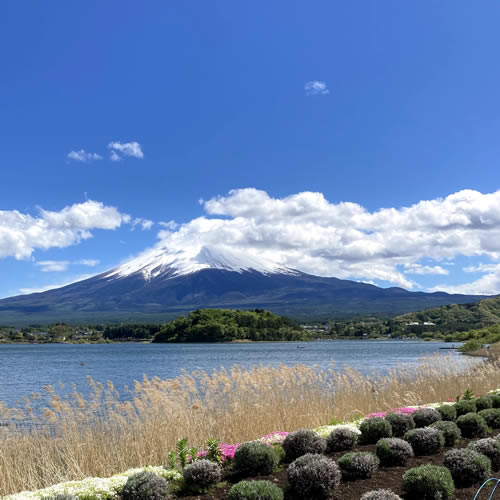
[67,150,103,162]
[305,81,329,96]
[0,200,130,260]
[108,141,144,161]
[145,188,500,292]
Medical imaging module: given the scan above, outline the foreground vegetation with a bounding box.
[5,385,500,499]
[1,355,500,496]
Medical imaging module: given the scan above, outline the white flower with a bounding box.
[313,423,362,438]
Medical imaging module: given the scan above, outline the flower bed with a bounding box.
[7,387,500,500]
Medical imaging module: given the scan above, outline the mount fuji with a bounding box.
[0,245,486,324]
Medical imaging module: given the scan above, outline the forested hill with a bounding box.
[396,295,500,331]
[152,309,308,343]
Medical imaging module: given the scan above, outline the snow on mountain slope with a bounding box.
[104,245,299,281]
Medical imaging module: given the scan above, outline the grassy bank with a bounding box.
[0,355,499,495]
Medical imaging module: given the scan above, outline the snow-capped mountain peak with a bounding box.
[104,245,298,281]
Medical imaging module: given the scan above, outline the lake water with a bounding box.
[0,340,469,407]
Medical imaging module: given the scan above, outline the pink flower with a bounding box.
[365,407,419,418]
[259,431,289,444]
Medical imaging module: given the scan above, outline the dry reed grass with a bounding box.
[0,354,499,495]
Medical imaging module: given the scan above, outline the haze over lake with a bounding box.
[0,340,468,407]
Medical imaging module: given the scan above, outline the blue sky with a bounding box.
[2,1,500,298]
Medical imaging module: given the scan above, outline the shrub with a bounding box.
[430,421,461,447]
[402,465,454,499]
[183,459,221,489]
[227,480,284,500]
[282,429,325,461]
[122,471,170,500]
[456,412,488,438]
[454,399,476,417]
[478,408,500,429]
[376,438,414,466]
[232,441,278,477]
[287,453,341,499]
[487,393,500,408]
[359,418,392,444]
[412,408,441,428]
[468,438,500,471]
[326,427,358,452]
[443,448,491,487]
[436,404,456,422]
[360,490,402,500]
[475,396,493,411]
[384,413,415,437]
[338,452,380,480]
[403,427,444,455]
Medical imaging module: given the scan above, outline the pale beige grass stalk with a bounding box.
[0,355,498,495]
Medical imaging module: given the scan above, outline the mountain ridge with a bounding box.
[0,245,489,325]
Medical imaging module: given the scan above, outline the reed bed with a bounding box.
[0,354,499,495]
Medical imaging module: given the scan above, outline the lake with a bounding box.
[0,340,469,407]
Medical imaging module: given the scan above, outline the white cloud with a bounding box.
[132,218,154,231]
[305,81,329,96]
[77,259,100,267]
[463,263,497,273]
[18,274,95,295]
[159,220,179,230]
[35,260,70,272]
[110,150,121,162]
[430,264,500,295]
[67,150,103,162]
[33,259,100,273]
[146,188,500,293]
[0,200,130,260]
[108,141,144,161]
[404,264,449,275]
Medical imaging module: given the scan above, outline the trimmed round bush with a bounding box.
[479,408,500,429]
[475,396,493,411]
[376,437,414,466]
[486,393,500,408]
[443,448,491,487]
[360,490,402,500]
[402,465,454,499]
[359,417,392,444]
[227,480,284,500]
[282,429,325,461]
[456,412,488,438]
[287,453,341,499]
[436,404,456,422]
[384,412,415,437]
[468,438,500,471]
[122,471,170,500]
[183,459,221,489]
[326,427,358,452]
[338,451,380,480]
[232,441,278,477]
[454,399,476,417]
[412,408,441,428]
[403,427,444,455]
[430,421,461,447]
